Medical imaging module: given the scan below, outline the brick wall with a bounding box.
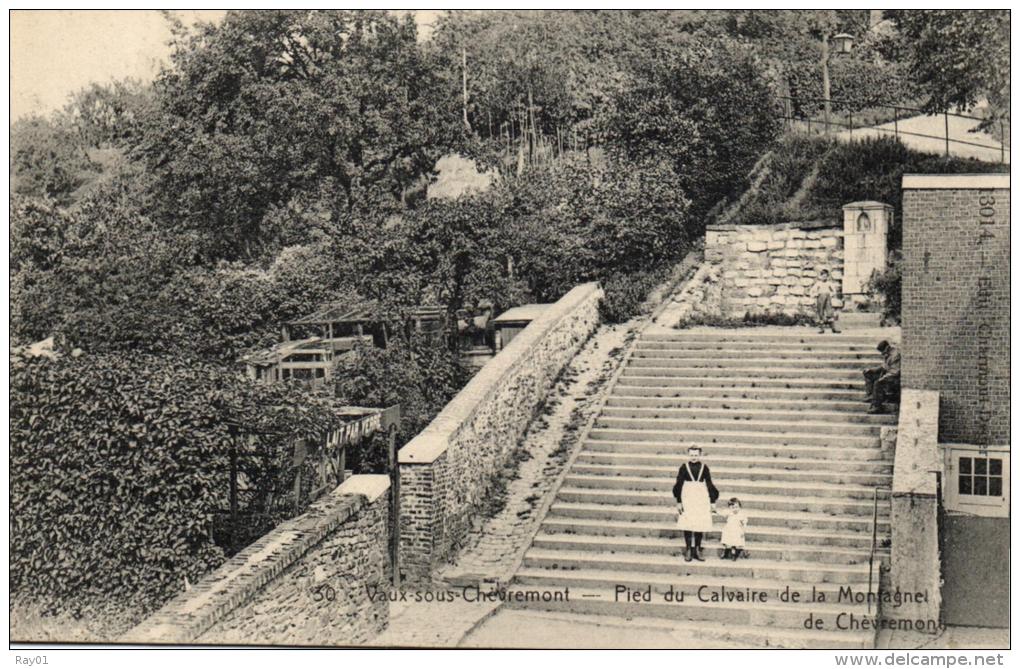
[704,221,844,317]
[901,175,1010,444]
[122,475,391,645]
[398,282,603,583]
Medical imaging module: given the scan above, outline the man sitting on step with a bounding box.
[673,446,720,562]
[864,340,901,414]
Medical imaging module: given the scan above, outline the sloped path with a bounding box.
[834,112,1009,163]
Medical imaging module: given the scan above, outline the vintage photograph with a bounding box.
[8,7,1010,655]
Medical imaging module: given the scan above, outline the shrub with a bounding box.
[599,268,670,324]
[867,253,903,324]
[675,310,816,329]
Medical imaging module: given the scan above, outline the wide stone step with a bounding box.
[611,385,866,401]
[644,332,881,345]
[516,566,877,601]
[564,474,892,501]
[531,533,889,566]
[507,584,876,639]
[596,417,883,438]
[571,461,893,486]
[629,356,877,371]
[488,608,876,649]
[577,449,892,472]
[616,376,865,391]
[588,428,881,449]
[555,488,890,517]
[620,366,864,380]
[633,346,883,360]
[606,394,872,413]
[637,339,883,353]
[522,548,873,585]
[602,406,896,426]
[547,502,891,533]
[539,517,889,550]
[841,312,883,329]
[582,441,888,464]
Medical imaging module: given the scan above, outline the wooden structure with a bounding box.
[241,337,335,387]
[222,404,403,582]
[455,300,496,368]
[493,303,552,350]
[286,301,447,350]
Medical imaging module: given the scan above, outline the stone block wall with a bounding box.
[704,221,844,317]
[122,475,391,646]
[398,282,603,583]
[901,175,1010,444]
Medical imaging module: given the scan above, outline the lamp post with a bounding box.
[820,32,855,136]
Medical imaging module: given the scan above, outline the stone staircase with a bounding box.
[510,329,896,648]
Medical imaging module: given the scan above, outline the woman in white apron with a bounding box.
[672,446,720,562]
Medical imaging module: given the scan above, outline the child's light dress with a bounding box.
[721,510,748,549]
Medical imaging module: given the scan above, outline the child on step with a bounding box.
[813,268,841,334]
[721,497,748,560]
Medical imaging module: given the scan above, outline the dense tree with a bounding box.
[10,115,98,204]
[65,79,151,149]
[889,10,1010,123]
[135,10,464,260]
[602,37,781,220]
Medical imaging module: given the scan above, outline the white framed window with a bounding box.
[943,446,1009,518]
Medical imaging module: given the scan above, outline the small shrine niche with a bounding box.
[842,201,891,298]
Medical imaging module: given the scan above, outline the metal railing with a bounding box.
[867,485,892,615]
[779,96,1010,163]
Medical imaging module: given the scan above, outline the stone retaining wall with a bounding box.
[122,475,391,646]
[704,221,844,317]
[398,282,603,583]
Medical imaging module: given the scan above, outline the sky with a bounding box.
[9,9,443,122]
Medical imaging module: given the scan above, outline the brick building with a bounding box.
[902,174,1010,444]
[900,173,1009,628]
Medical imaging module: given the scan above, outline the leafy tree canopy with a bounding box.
[889,10,1010,122]
[134,9,464,260]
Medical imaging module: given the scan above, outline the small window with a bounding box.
[946,448,1008,518]
[958,456,1004,498]
[856,211,872,232]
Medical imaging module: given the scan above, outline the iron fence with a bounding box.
[779,96,1010,163]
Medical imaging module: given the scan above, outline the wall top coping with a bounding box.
[902,174,1010,190]
[399,282,602,465]
[337,474,390,502]
[707,220,839,232]
[842,200,892,211]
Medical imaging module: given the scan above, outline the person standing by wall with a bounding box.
[812,268,841,333]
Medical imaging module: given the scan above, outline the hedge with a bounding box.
[10,350,344,623]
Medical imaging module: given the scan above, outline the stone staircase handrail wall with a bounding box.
[888,389,942,627]
[398,282,604,582]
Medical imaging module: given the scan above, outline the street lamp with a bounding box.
[820,32,855,135]
[831,33,855,55]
